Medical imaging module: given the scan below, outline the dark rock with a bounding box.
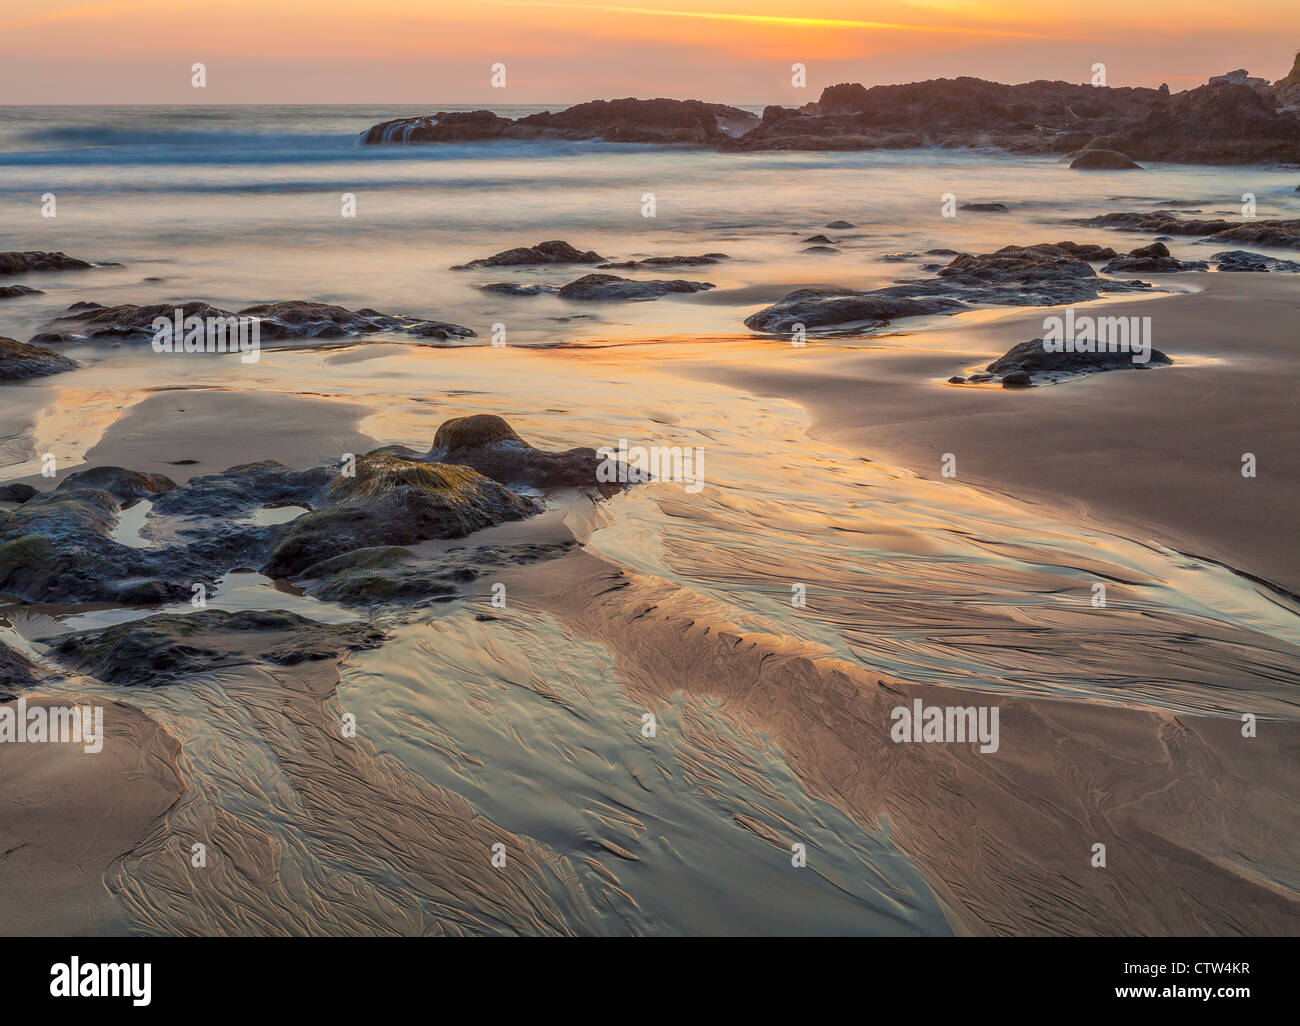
[0,643,43,699]
[49,610,386,687]
[947,376,966,384]
[480,283,558,296]
[0,336,80,380]
[1070,149,1142,169]
[57,466,176,503]
[362,110,513,144]
[428,413,614,491]
[262,455,541,578]
[959,202,1010,211]
[0,285,43,299]
[825,220,855,228]
[36,299,474,344]
[506,98,759,144]
[802,246,840,254]
[555,273,715,301]
[0,483,38,504]
[985,337,1172,385]
[803,234,835,244]
[744,287,963,334]
[0,251,93,275]
[746,241,1154,336]
[453,240,606,270]
[1101,241,1208,272]
[1213,249,1300,272]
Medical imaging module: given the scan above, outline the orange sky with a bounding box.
[1,0,1296,103]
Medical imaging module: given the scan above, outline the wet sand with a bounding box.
[693,272,1300,593]
[0,696,184,935]
[514,551,1300,935]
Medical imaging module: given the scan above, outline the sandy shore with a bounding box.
[691,273,1300,593]
[0,695,184,935]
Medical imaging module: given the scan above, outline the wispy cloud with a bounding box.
[490,0,1052,38]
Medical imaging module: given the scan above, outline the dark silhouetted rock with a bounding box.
[362,110,513,144]
[960,202,1010,211]
[1001,371,1033,388]
[825,220,855,228]
[0,285,43,299]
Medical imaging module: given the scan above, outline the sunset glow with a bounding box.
[1,0,1297,103]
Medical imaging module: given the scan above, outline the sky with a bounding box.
[0,0,1297,104]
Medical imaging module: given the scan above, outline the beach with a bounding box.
[2,104,1299,937]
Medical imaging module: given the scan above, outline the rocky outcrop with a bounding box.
[0,484,37,504]
[745,241,1152,336]
[362,110,513,144]
[31,300,475,344]
[0,336,80,380]
[0,643,43,700]
[1101,242,1208,273]
[1275,52,1300,110]
[980,337,1173,386]
[49,610,386,687]
[1079,212,1300,249]
[555,274,715,301]
[362,59,1300,164]
[0,416,619,608]
[426,413,616,491]
[452,240,606,270]
[0,251,93,275]
[1213,249,1300,272]
[1069,149,1141,169]
[366,99,758,147]
[1084,81,1300,163]
[0,285,43,299]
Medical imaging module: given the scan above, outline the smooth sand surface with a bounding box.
[0,696,184,935]
[692,273,1300,592]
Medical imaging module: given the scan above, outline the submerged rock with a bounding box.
[0,285,43,299]
[555,273,715,301]
[1070,149,1142,169]
[597,253,728,269]
[453,240,606,270]
[959,202,1011,211]
[745,241,1152,336]
[32,299,475,344]
[0,336,80,380]
[0,251,93,275]
[1079,212,1300,248]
